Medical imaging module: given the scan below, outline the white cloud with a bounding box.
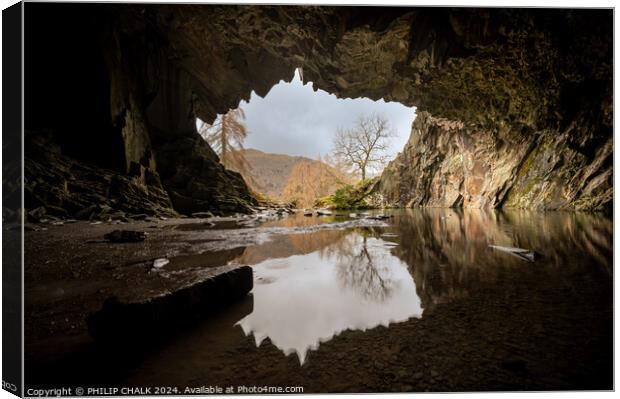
[239,69,416,162]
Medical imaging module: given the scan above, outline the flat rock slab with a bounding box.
[87,264,253,341]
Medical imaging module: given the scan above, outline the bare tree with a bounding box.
[198,108,250,174]
[332,113,395,180]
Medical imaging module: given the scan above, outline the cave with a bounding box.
[19,4,613,220]
[22,3,612,219]
[12,3,614,393]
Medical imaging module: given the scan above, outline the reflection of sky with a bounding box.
[239,69,417,165]
[236,234,422,365]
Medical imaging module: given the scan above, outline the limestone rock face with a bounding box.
[23,4,612,214]
[380,112,612,211]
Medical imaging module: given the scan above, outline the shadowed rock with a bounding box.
[87,265,253,342]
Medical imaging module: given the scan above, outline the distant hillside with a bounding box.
[234,149,353,207]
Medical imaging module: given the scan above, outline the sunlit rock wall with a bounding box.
[380,112,612,211]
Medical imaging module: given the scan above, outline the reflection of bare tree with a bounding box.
[335,235,396,302]
[319,227,381,259]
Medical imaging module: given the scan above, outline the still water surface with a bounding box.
[237,234,422,364]
[228,208,612,364]
[124,208,612,390]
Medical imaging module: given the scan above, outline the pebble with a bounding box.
[153,258,170,269]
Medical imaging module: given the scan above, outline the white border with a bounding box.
[0,2,617,399]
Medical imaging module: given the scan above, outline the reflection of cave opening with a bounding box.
[195,68,416,207]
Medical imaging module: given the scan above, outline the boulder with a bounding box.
[27,206,47,222]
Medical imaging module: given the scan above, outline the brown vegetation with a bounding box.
[237,149,353,207]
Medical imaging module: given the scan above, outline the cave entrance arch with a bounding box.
[194,68,416,207]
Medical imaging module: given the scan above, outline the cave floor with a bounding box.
[22,209,613,392]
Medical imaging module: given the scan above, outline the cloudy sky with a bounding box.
[238,69,416,161]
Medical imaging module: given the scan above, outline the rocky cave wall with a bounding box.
[379,111,613,211]
[24,3,260,217]
[22,4,612,218]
